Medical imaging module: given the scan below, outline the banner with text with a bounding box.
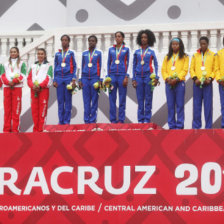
[0,129,223,223]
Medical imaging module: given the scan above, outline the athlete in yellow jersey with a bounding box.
[162,38,189,129]
[190,36,215,129]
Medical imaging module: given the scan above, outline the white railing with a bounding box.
[0,31,44,58]
[1,21,224,68]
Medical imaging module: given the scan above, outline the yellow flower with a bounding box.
[93,82,99,89]
[202,71,207,77]
[34,80,39,87]
[14,73,19,78]
[103,77,112,88]
[150,73,156,79]
[172,72,178,79]
[66,84,73,90]
[105,77,111,83]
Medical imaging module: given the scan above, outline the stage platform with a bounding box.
[44,123,162,132]
[0,127,223,223]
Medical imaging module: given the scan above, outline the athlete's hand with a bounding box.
[132,80,137,88]
[170,79,177,87]
[9,81,15,87]
[33,85,40,92]
[123,76,128,87]
[166,78,172,85]
[53,82,58,88]
[195,79,201,86]
[99,81,103,89]
[219,80,224,87]
[153,79,159,86]
[203,79,210,86]
[72,80,77,89]
[78,81,83,89]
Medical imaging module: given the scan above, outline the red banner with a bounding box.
[0,129,224,223]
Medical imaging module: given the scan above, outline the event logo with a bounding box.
[0,163,222,196]
[96,0,156,20]
[0,166,156,195]
[0,0,17,17]
[0,0,66,17]
[219,0,224,6]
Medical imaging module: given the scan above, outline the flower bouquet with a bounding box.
[34,80,40,98]
[103,77,113,93]
[200,71,207,88]
[149,73,157,91]
[66,82,79,95]
[169,72,178,89]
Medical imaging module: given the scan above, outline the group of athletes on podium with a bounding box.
[0,29,224,132]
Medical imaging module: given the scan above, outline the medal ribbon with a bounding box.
[88,49,96,63]
[116,45,123,60]
[10,61,17,73]
[35,64,41,77]
[141,47,149,63]
[62,49,69,63]
[172,54,179,66]
[201,52,207,67]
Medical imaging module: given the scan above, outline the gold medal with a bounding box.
[140,47,149,66]
[88,63,93,68]
[61,63,66,68]
[201,66,205,71]
[171,66,176,71]
[115,60,120,65]
[115,45,123,65]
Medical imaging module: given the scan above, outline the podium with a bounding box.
[44,123,162,132]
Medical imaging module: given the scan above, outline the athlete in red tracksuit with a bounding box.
[27,48,53,132]
[1,47,27,133]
